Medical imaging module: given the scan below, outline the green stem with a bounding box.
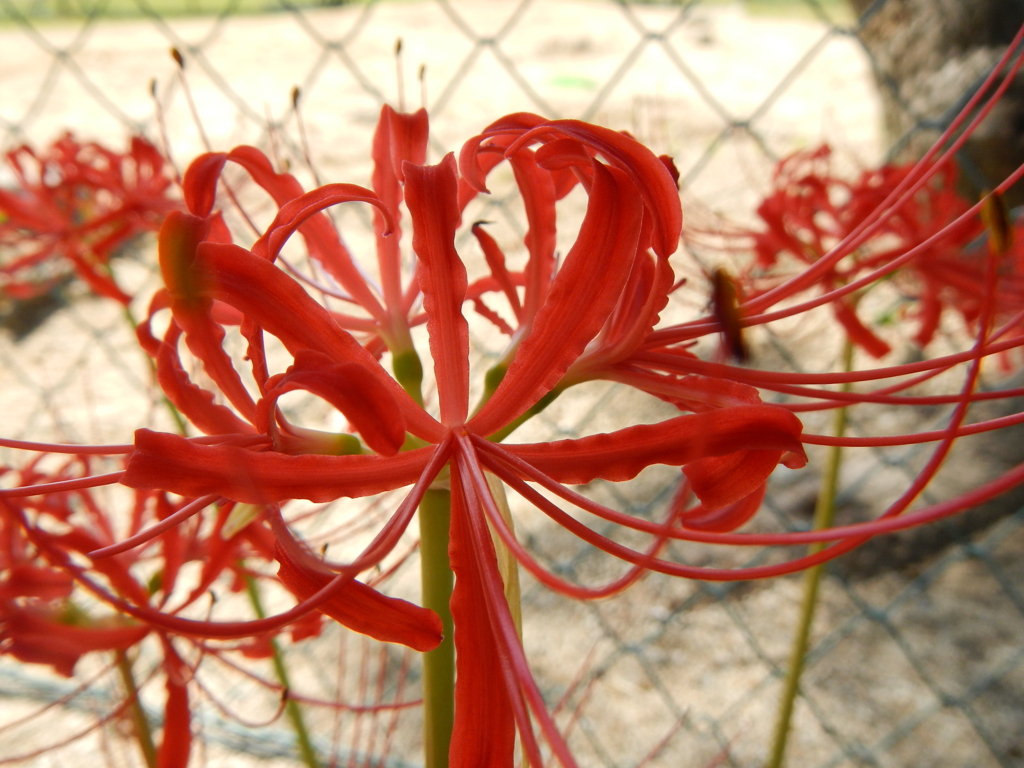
[419,488,455,768]
[767,341,853,768]
[486,386,564,443]
[115,650,158,768]
[394,349,425,408]
[244,572,321,768]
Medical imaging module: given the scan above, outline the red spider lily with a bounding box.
[4,35,1024,761]
[0,106,812,765]
[0,132,178,308]
[723,143,1024,358]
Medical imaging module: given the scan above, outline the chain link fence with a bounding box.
[1,0,1022,766]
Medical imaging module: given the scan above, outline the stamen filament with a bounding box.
[0,471,125,497]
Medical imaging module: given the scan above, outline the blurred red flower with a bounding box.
[0,133,178,311]
[732,144,1024,358]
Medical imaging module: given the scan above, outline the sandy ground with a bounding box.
[1,1,1022,767]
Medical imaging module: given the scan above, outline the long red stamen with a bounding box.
[0,438,133,454]
[0,471,125,498]
[88,494,221,559]
[469,434,1024,550]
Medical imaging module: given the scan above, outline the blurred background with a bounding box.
[1,0,1023,766]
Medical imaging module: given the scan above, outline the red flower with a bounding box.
[5,67,1024,761]
[0,133,178,310]
[0,455,384,765]
[46,106,806,765]
[709,143,1024,360]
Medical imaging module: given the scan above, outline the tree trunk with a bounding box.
[850,0,1024,202]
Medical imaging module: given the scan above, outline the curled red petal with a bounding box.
[251,183,393,263]
[469,161,643,436]
[1,608,149,678]
[263,349,406,456]
[136,289,171,356]
[683,450,780,512]
[275,543,442,652]
[226,147,387,318]
[182,147,386,320]
[159,210,212,304]
[833,299,892,358]
[679,481,768,533]
[191,240,444,442]
[159,211,258,420]
[533,137,595,176]
[448,470,517,766]
[123,429,432,503]
[181,152,228,217]
[509,119,683,259]
[0,565,73,601]
[155,333,255,437]
[509,149,559,320]
[372,105,428,315]
[458,112,551,195]
[404,153,470,425]
[503,405,806,487]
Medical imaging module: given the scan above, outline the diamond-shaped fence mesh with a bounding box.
[1,0,1023,766]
